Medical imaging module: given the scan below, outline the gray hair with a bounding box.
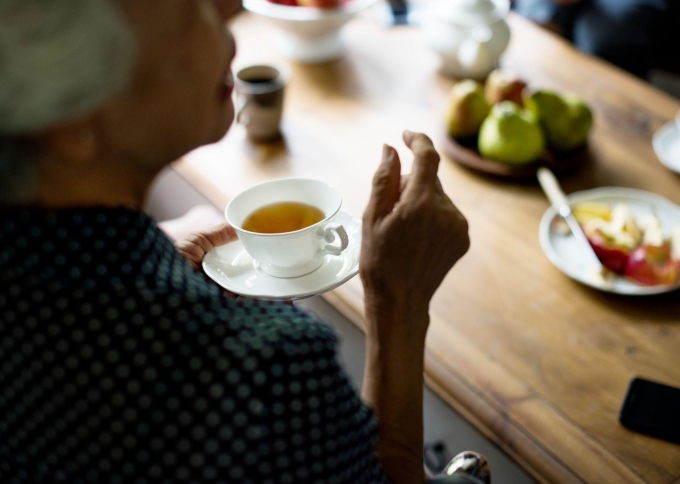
[0,0,134,204]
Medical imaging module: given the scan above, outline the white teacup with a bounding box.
[226,178,350,278]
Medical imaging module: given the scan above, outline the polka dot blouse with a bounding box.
[0,207,388,483]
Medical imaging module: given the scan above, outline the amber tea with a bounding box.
[242,202,326,234]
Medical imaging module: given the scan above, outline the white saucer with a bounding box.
[203,211,361,300]
[539,187,680,295]
[653,121,680,174]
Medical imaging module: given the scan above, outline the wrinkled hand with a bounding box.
[175,223,238,270]
[360,131,469,326]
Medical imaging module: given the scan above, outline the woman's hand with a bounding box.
[174,223,295,304]
[360,131,469,339]
[174,223,238,270]
[360,131,469,484]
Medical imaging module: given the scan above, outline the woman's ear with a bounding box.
[37,118,99,165]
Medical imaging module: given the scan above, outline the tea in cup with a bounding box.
[226,178,349,278]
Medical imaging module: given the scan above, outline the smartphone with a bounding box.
[619,377,680,445]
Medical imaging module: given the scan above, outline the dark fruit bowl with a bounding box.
[441,134,590,179]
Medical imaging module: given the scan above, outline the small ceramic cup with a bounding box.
[235,64,289,141]
[226,178,350,278]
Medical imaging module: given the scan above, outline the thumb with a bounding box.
[175,223,238,269]
[365,145,401,222]
[193,223,238,248]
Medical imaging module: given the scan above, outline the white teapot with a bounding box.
[422,0,511,79]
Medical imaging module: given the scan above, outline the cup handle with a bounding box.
[236,93,250,126]
[317,223,349,258]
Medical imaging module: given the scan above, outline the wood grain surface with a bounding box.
[176,10,680,483]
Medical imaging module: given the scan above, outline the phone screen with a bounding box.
[619,377,680,445]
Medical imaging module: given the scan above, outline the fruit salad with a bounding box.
[572,202,680,286]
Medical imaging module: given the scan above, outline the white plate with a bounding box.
[653,121,680,174]
[203,211,361,300]
[539,187,680,295]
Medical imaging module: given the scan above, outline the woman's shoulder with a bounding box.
[180,297,340,355]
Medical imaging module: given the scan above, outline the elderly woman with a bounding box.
[0,0,469,483]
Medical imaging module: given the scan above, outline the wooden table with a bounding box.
[176,10,680,484]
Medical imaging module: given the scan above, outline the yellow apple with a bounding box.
[446,80,492,139]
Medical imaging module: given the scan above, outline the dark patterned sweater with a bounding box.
[0,207,387,483]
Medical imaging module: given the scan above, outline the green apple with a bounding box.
[478,101,545,165]
[525,90,593,151]
[446,80,492,139]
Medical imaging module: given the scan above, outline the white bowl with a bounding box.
[652,121,680,174]
[244,0,378,63]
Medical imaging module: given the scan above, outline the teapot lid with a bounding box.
[431,0,510,26]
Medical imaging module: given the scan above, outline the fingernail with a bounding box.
[403,130,415,143]
[382,144,389,159]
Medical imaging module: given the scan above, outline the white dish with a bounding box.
[652,121,680,174]
[243,0,379,63]
[539,187,680,295]
[203,211,361,300]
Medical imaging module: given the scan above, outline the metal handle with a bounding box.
[442,451,491,484]
[537,167,604,271]
[537,167,568,209]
